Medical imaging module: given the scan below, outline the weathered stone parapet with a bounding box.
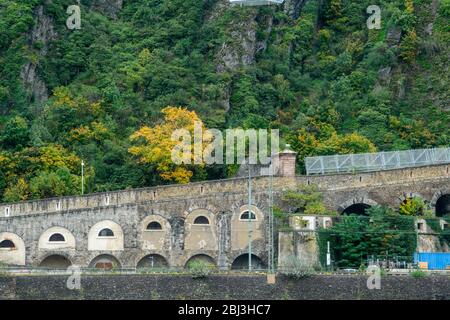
[1,164,448,218]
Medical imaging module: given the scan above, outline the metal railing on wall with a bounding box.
[305,147,450,175]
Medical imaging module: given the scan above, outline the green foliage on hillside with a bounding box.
[318,206,417,268]
[0,0,448,202]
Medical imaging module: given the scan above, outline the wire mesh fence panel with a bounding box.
[305,147,450,175]
[229,0,284,6]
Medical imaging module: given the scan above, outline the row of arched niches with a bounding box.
[0,206,267,270]
[1,192,449,270]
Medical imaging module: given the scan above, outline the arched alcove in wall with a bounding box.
[184,209,217,251]
[0,232,25,266]
[184,254,216,268]
[231,205,264,251]
[140,215,170,250]
[88,220,124,251]
[231,254,265,270]
[136,254,169,269]
[39,254,72,269]
[38,226,76,250]
[89,254,122,270]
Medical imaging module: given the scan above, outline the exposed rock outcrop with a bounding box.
[212,1,259,112]
[283,0,309,19]
[386,27,402,48]
[90,0,123,19]
[20,5,57,105]
[216,16,258,73]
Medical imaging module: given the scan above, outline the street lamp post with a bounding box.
[81,160,85,195]
[248,164,253,271]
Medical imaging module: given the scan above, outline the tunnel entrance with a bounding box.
[342,203,371,216]
[39,255,71,269]
[231,254,265,270]
[137,254,169,269]
[435,194,450,217]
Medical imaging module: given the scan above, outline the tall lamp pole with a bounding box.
[81,160,85,195]
[248,164,253,271]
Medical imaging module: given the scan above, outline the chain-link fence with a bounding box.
[305,147,450,175]
[229,0,284,6]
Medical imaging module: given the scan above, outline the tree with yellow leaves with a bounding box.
[129,107,210,184]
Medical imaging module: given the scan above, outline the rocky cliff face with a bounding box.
[20,0,125,105]
[283,0,309,19]
[20,5,57,105]
[90,0,123,19]
[212,0,312,112]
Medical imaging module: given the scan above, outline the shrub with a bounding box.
[410,269,427,278]
[188,260,214,279]
[399,197,432,216]
[280,255,314,279]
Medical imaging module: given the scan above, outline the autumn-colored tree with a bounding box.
[38,145,81,172]
[288,122,377,173]
[399,30,419,64]
[3,178,29,202]
[399,196,432,216]
[129,107,210,184]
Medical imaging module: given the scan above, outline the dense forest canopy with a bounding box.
[0,0,448,202]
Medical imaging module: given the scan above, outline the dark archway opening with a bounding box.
[98,228,114,237]
[436,194,450,217]
[39,255,71,269]
[89,254,121,270]
[0,240,15,249]
[185,254,215,268]
[240,211,256,220]
[146,221,162,230]
[193,216,210,225]
[343,203,371,216]
[231,254,265,270]
[49,233,65,242]
[137,254,168,269]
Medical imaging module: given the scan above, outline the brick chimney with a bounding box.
[272,145,297,176]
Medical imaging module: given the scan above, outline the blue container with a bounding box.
[414,252,450,270]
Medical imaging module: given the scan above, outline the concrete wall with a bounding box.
[0,274,448,300]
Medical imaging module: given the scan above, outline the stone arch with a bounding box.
[0,232,25,266]
[231,205,264,251]
[89,254,122,270]
[431,190,450,217]
[39,254,72,269]
[338,198,378,215]
[231,253,265,270]
[38,226,76,250]
[140,215,171,250]
[435,195,450,217]
[136,254,169,269]
[88,220,124,251]
[184,209,218,251]
[184,254,216,268]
